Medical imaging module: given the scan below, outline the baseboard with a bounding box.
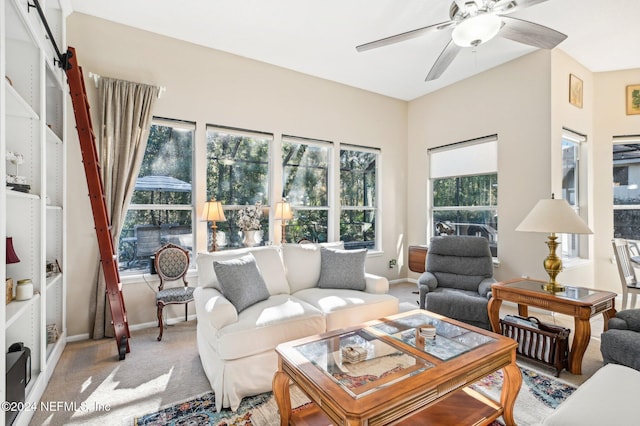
[390,278,417,284]
[66,314,197,342]
[129,314,197,331]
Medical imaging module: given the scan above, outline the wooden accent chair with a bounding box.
[154,243,193,341]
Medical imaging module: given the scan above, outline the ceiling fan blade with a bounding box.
[499,16,567,49]
[356,20,455,52]
[492,0,549,15]
[425,40,462,81]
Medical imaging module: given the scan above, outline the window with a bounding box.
[118,118,194,274]
[206,126,272,249]
[282,136,331,243]
[340,146,380,250]
[613,137,640,240]
[429,136,498,256]
[561,129,586,259]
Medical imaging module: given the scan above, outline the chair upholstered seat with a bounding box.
[156,286,195,303]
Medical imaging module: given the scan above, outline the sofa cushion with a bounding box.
[214,255,271,312]
[282,242,343,293]
[293,287,399,331]
[214,294,326,360]
[317,247,367,291]
[535,364,639,426]
[197,246,290,296]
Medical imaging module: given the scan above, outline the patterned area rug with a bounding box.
[133,366,576,426]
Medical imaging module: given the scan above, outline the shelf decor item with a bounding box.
[5,279,13,305]
[5,150,29,192]
[15,279,33,301]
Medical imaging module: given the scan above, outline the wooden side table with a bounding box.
[408,245,428,273]
[488,278,617,375]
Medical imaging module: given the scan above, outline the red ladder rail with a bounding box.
[65,47,130,360]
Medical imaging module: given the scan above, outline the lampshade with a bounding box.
[201,200,226,222]
[452,14,502,47]
[274,201,293,220]
[6,237,20,264]
[516,197,592,235]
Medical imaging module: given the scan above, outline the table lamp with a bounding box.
[274,200,293,243]
[516,194,592,292]
[201,200,226,252]
[6,237,20,303]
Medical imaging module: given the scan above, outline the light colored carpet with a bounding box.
[31,281,608,425]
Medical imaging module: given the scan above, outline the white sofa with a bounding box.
[193,243,399,411]
[534,363,639,425]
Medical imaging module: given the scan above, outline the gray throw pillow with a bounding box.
[213,254,270,312]
[317,247,367,291]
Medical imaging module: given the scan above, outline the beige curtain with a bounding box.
[90,77,159,339]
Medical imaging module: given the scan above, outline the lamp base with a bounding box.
[542,282,565,293]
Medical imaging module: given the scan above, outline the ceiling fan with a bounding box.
[356,0,567,81]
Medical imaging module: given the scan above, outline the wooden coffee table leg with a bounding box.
[568,317,591,375]
[273,371,292,426]
[501,353,522,426]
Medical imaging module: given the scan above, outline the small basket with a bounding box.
[500,315,570,376]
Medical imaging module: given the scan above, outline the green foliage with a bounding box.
[206,131,269,205]
[433,174,497,207]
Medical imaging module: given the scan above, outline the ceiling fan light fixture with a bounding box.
[452,14,502,47]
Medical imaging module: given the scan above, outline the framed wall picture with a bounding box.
[569,74,583,108]
[626,85,640,115]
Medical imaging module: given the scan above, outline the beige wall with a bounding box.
[65,13,408,337]
[407,50,555,283]
[65,12,640,338]
[593,69,640,293]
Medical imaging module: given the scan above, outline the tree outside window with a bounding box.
[340,148,379,250]
[206,126,271,248]
[282,137,330,243]
[119,118,194,274]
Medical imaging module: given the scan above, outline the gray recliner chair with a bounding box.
[600,309,640,371]
[417,235,495,330]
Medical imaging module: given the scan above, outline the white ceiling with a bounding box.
[70,0,640,101]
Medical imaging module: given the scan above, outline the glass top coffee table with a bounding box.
[273,309,521,426]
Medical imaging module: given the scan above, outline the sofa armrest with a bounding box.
[478,278,497,299]
[613,308,640,332]
[417,272,438,292]
[194,287,238,330]
[365,273,389,294]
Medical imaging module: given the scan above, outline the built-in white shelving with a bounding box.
[2,0,70,424]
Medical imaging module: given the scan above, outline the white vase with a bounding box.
[243,230,260,247]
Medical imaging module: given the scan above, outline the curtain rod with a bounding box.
[87,72,166,99]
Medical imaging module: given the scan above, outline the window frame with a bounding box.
[428,135,498,257]
[281,135,332,244]
[561,128,587,260]
[119,117,196,275]
[205,124,273,249]
[612,135,640,241]
[339,144,381,251]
